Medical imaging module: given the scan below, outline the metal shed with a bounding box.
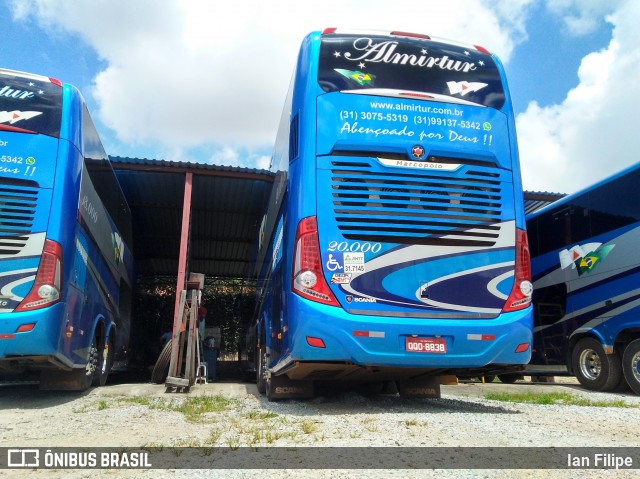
[111,157,274,279]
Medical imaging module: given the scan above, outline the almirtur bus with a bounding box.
[525,162,640,395]
[243,29,533,400]
[0,68,134,390]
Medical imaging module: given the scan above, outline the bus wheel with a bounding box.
[92,332,114,387]
[622,339,640,395]
[498,374,520,384]
[256,343,266,394]
[75,333,99,390]
[572,337,622,391]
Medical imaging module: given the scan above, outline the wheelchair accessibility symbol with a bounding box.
[326,254,342,272]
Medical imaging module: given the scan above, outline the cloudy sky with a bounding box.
[1,0,637,194]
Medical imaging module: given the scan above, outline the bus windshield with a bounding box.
[0,69,62,137]
[318,33,505,109]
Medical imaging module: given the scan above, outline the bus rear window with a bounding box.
[0,69,63,138]
[319,33,505,109]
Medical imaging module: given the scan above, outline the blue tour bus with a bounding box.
[244,29,533,399]
[524,162,640,394]
[0,68,134,390]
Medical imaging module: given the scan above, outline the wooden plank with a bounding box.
[171,172,193,352]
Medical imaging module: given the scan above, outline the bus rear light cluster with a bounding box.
[502,228,533,312]
[292,216,339,307]
[15,239,63,312]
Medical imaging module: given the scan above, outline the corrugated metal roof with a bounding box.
[111,157,274,278]
[523,191,565,215]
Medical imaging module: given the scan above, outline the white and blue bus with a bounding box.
[525,162,640,394]
[244,30,533,399]
[0,68,134,390]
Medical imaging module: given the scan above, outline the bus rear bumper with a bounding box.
[0,303,66,370]
[284,297,533,371]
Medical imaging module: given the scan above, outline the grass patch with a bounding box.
[485,391,635,408]
[175,395,238,421]
[76,394,239,422]
[242,410,279,420]
[300,420,318,435]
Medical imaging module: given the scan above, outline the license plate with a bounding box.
[405,337,447,354]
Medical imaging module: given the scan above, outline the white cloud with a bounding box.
[517,0,639,194]
[545,0,624,36]
[10,0,531,167]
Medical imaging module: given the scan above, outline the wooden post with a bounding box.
[168,172,193,378]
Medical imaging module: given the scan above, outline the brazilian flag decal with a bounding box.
[334,69,376,86]
[576,245,614,275]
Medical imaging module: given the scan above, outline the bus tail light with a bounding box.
[292,217,339,307]
[15,239,63,312]
[502,228,532,312]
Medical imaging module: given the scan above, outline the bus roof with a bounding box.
[526,161,640,220]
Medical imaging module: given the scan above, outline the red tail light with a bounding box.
[292,217,339,306]
[502,228,532,312]
[15,239,63,311]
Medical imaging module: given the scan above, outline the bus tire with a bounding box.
[622,339,640,395]
[256,343,266,394]
[67,333,99,391]
[151,340,172,384]
[572,337,622,391]
[498,374,520,384]
[93,331,114,387]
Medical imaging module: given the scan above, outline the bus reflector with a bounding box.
[16,323,36,333]
[292,217,339,306]
[0,334,14,339]
[515,343,530,353]
[467,334,495,341]
[15,239,63,312]
[354,330,385,338]
[306,336,326,348]
[474,45,491,55]
[502,228,533,312]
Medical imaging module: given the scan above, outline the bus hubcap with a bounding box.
[632,351,640,382]
[579,348,601,380]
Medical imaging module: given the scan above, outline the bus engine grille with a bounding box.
[329,159,508,247]
[0,179,39,255]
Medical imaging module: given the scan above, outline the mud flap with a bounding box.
[39,368,92,391]
[396,376,441,398]
[266,373,314,401]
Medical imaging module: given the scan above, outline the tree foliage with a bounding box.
[132,275,256,366]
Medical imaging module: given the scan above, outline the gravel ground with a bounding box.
[1,376,639,479]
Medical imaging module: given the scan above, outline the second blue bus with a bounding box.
[524,162,640,395]
[0,68,134,390]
